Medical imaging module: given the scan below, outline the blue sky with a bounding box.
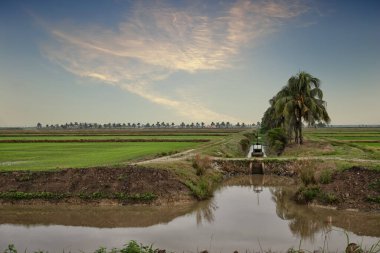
[1,0,379,126]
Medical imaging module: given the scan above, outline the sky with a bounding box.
[0,0,379,126]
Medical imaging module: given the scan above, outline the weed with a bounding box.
[317,192,338,204]
[192,154,212,176]
[295,186,338,205]
[300,167,316,186]
[319,169,333,184]
[295,186,320,203]
[3,244,17,253]
[114,192,157,202]
[369,179,380,193]
[366,196,380,203]
[0,191,67,200]
[186,178,213,200]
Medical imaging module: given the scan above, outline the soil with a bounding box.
[0,166,193,205]
[319,166,380,211]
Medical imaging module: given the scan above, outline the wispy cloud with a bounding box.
[41,0,309,122]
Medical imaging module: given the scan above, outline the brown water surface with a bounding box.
[0,175,379,252]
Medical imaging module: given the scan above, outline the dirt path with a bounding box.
[136,151,380,165]
[135,149,196,165]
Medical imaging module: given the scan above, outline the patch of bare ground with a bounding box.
[319,166,380,211]
[0,166,193,205]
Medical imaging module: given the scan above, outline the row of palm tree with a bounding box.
[261,71,330,144]
[37,121,255,129]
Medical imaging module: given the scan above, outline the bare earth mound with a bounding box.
[0,166,193,205]
[320,167,380,211]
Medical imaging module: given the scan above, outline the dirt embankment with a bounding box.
[0,166,193,205]
[319,167,380,211]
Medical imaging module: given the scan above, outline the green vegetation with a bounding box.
[366,196,380,204]
[192,154,212,176]
[300,167,316,186]
[0,191,67,200]
[265,128,288,155]
[200,130,256,158]
[2,240,157,253]
[295,186,337,204]
[261,71,330,145]
[318,169,333,184]
[0,142,201,171]
[0,191,157,202]
[0,135,222,141]
[185,178,214,200]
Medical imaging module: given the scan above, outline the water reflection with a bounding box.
[195,199,218,226]
[0,175,379,253]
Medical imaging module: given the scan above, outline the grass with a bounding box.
[0,135,223,140]
[0,142,202,171]
[3,240,157,253]
[0,191,157,202]
[295,186,338,204]
[200,129,257,158]
[280,128,380,161]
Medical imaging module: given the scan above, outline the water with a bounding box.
[0,175,379,253]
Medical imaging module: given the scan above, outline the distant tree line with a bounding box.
[36,121,256,129]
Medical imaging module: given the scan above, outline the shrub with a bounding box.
[366,196,380,203]
[317,192,338,204]
[266,128,288,155]
[295,186,338,205]
[192,154,212,176]
[243,131,256,142]
[186,178,213,200]
[239,138,250,153]
[300,167,316,186]
[295,186,320,203]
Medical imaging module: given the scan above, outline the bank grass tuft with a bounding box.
[192,154,212,176]
[295,186,338,205]
[318,169,334,184]
[300,167,316,186]
[186,178,214,200]
[0,191,156,202]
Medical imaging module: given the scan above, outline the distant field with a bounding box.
[0,128,240,136]
[0,129,236,171]
[297,127,380,160]
[0,142,202,171]
[0,135,222,141]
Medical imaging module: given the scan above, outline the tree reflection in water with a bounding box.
[195,199,218,226]
[270,187,329,241]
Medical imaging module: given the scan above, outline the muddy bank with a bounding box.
[0,166,193,205]
[215,160,380,211]
[318,166,380,211]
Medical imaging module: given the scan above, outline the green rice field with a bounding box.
[0,129,234,171]
[0,142,202,171]
[0,135,222,141]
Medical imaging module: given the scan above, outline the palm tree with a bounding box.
[275,71,330,144]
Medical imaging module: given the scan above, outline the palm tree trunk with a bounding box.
[299,122,303,144]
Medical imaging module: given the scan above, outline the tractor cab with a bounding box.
[251,142,264,157]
